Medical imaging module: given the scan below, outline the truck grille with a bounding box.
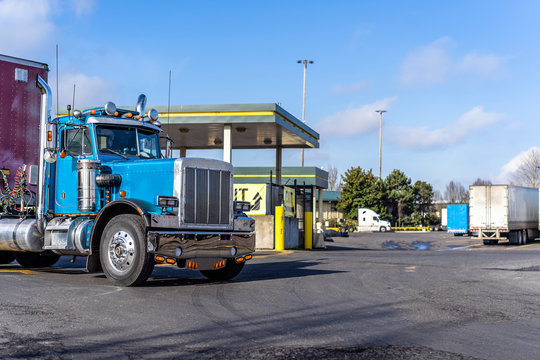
[183,167,231,226]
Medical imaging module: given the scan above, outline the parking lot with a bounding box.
[1,231,540,359]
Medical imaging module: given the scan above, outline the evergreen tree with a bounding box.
[384,169,414,227]
[336,167,387,220]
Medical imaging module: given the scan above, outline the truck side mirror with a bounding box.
[28,165,39,186]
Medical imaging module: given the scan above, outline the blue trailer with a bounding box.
[447,204,469,235]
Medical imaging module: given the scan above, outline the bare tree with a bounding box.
[510,148,540,188]
[444,181,468,204]
[327,165,340,191]
[472,178,493,186]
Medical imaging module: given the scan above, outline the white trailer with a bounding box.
[441,207,447,231]
[469,185,539,245]
[357,208,391,232]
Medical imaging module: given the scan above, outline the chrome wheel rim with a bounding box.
[107,231,135,273]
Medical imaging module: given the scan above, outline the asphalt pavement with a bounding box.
[1,231,540,359]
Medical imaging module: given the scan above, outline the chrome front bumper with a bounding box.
[147,230,255,259]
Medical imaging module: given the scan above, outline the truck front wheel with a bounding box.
[100,214,154,286]
[379,226,387,233]
[200,260,245,281]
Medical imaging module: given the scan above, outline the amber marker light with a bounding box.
[114,111,119,116]
[166,258,175,264]
[47,131,52,141]
[59,151,66,159]
[235,257,245,263]
[245,254,253,261]
[136,115,141,120]
[155,255,165,262]
[91,110,96,115]
[127,113,133,118]
[119,190,126,198]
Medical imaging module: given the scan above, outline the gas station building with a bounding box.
[151,103,328,249]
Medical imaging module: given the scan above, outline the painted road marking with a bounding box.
[436,244,483,251]
[405,266,416,272]
[0,269,39,275]
[507,243,540,250]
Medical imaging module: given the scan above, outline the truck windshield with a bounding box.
[96,126,161,159]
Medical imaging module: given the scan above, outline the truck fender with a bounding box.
[88,199,152,259]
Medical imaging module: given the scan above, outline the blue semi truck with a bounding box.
[0,55,255,286]
[446,204,469,236]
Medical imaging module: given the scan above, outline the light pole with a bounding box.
[375,110,387,181]
[298,59,313,167]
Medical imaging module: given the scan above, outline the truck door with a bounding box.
[54,127,94,214]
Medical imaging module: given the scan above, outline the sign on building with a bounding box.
[234,184,269,215]
[234,184,296,217]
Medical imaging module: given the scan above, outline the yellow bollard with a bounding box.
[275,206,285,250]
[304,211,313,250]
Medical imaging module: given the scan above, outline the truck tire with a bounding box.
[200,260,245,281]
[100,214,154,286]
[0,251,15,264]
[379,226,387,233]
[14,252,60,268]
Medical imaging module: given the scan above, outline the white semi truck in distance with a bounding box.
[357,208,391,232]
[469,185,539,245]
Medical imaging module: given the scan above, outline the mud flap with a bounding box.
[86,253,102,273]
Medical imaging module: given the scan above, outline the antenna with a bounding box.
[72,84,76,112]
[167,70,172,158]
[167,70,171,127]
[55,44,59,117]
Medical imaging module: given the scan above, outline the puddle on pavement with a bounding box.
[382,241,406,250]
[410,241,432,251]
[382,241,432,251]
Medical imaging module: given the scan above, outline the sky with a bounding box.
[1,0,539,193]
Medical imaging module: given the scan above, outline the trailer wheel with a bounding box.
[516,231,524,245]
[200,260,245,281]
[100,214,154,286]
[379,226,387,233]
[0,251,15,264]
[14,252,60,268]
[522,230,528,245]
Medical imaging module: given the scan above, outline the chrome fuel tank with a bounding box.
[0,218,43,251]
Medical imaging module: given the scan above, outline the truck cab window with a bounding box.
[62,128,93,156]
[96,126,138,157]
[138,129,161,159]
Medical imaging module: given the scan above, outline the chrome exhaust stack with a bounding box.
[36,75,52,234]
[136,94,147,119]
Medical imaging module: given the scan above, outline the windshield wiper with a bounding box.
[101,148,129,160]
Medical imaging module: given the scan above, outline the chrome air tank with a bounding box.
[0,218,43,251]
[77,159,100,212]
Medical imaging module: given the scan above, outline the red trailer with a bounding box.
[0,54,49,188]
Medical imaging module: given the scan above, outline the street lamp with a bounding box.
[297,59,313,167]
[375,110,387,181]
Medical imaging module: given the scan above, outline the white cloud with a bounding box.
[399,37,507,86]
[53,73,116,112]
[0,0,55,57]
[399,37,453,86]
[315,97,397,136]
[387,106,505,150]
[457,52,506,76]
[69,0,96,16]
[494,147,540,184]
[331,81,370,94]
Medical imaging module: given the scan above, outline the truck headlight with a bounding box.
[234,201,251,212]
[157,196,179,208]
